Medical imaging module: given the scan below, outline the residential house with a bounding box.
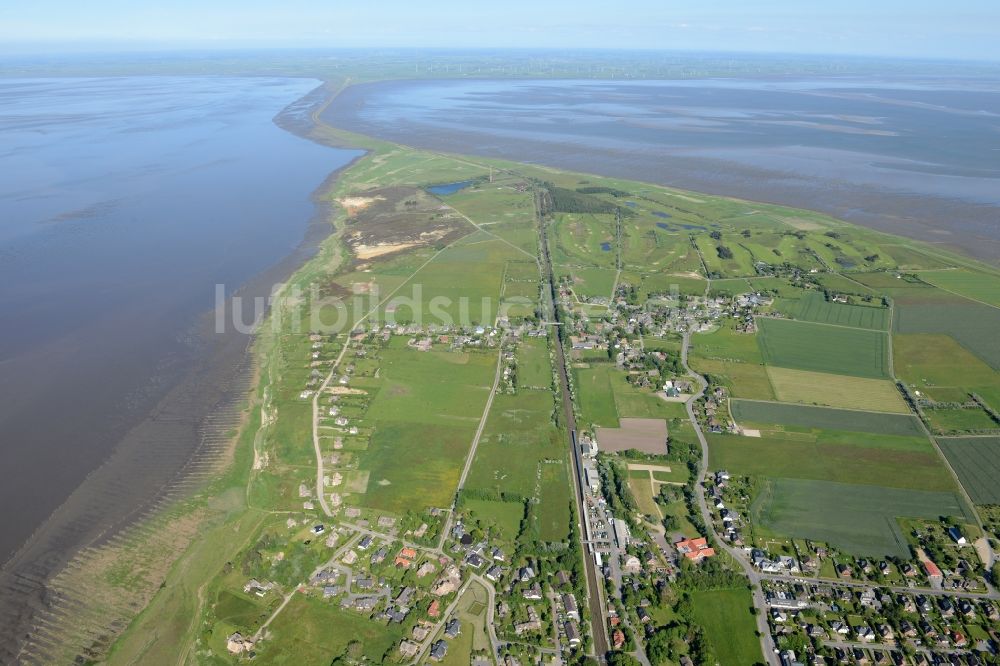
[430,640,448,661]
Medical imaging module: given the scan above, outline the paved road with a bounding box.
[680,332,780,666]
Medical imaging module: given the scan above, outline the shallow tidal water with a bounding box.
[324,77,1000,264]
[0,76,359,652]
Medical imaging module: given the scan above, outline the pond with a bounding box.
[426,179,475,195]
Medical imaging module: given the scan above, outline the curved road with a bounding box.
[681,332,780,666]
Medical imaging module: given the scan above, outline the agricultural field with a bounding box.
[689,588,764,666]
[708,429,955,492]
[731,399,924,437]
[752,478,974,559]
[756,318,890,379]
[596,418,669,454]
[937,437,1000,505]
[893,333,1000,390]
[917,268,1000,307]
[766,367,908,413]
[893,288,1000,369]
[772,291,889,330]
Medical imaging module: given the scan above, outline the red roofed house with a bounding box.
[923,559,943,581]
[675,537,715,562]
[428,599,440,618]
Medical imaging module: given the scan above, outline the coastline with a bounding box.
[321,78,1000,267]
[1,81,365,663]
[19,75,999,662]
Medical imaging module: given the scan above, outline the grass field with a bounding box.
[570,266,618,299]
[925,407,998,433]
[708,430,955,492]
[627,474,660,517]
[766,366,908,413]
[462,498,525,543]
[757,318,890,378]
[752,478,974,558]
[517,336,552,388]
[260,594,404,664]
[465,390,559,499]
[355,346,495,512]
[893,333,1000,389]
[773,291,889,330]
[573,365,619,427]
[536,460,572,542]
[938,437,1000,505]
[918,269,1000,307]
[689,588,763,666]
[690,357,775,400]
[731,399,924,437]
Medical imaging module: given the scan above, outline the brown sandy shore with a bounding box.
[0,83,364,662]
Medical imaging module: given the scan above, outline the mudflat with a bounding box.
[323,77,1000,265]
[0,77,360,655]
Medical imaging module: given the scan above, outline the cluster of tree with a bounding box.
[576,186,630,197]
[599,459,639,529]
[645,620,717,666]
[716,245,734,260]
[675,558,747,591]
[240,532,280,576]
[548,185,619,214]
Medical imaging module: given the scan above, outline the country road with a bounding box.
[681,332,781,666]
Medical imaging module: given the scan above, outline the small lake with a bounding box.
[427,179,475,195]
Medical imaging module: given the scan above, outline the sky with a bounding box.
[2,0,999,61]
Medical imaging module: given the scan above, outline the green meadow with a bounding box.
[752,478,974,558]
[517,335,553,388]
[757,318,890,379]
[689,588,764,666]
